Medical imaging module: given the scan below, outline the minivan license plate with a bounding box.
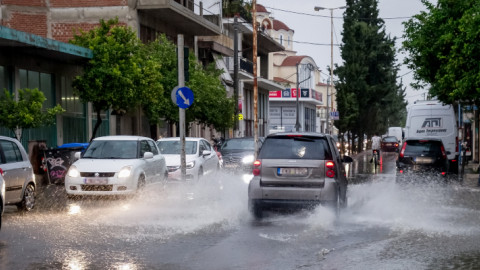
[278,168,308,176]
[84,178,108,185]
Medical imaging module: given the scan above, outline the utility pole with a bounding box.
[233,15,239,136]
[252,0,258,159]
[295,62,300,132]
[326,78,330,134]
[314,5,346,135]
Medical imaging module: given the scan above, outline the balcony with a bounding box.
[137,0,221,36]
[225,56,254,75]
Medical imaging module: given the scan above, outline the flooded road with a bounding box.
[1,151,480,269]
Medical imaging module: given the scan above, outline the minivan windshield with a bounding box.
[157,141,197,155]
[221,138,255,150]
[259,136,331,160]
[83,140,138,159]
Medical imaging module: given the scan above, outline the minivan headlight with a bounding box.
[68,165,80,178]
[186,161,195,169]
[118,166,132,178]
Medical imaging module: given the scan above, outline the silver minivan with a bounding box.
[248,132,353,219]
[0,136,36,211]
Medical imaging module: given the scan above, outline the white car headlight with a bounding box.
[186,161,195,169]
[118,166,132,178]
[242,155,254,164]
[67,165,80,178]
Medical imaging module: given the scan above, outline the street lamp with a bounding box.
[314,5,346,134]
[295,63,315,132]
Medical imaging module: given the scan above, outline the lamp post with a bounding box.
[314,5,346,134]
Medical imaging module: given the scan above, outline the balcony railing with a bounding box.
[224,56,254,74]
[176,0,221,27]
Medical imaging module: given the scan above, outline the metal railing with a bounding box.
[224,56,254,74]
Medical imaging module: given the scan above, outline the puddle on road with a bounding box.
[337,178,480,236]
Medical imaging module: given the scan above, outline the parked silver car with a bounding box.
[0,173,5,229]
[248,132,353,219]
[0,136,36,211]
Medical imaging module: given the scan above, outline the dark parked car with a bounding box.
[396,138,449,183]
[381,136,399,152]
[248,132,353,219]
[220,137,264,174]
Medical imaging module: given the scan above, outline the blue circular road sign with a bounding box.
[171,86,194,109]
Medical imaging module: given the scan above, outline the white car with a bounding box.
[65,136,167,197]
[0,172,5,230]
[157,137,220,182]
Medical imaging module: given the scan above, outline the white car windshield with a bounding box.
[82,140,138,159]
[157,141,197,155]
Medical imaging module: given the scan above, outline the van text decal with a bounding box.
[416,117,446,134]
[422,118,442,128]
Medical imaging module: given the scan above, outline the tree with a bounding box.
[140,35,235,134]
[334,0,407,152]
[0,88,64,140]
[402,0,480,105]
[70,18,144,141]
[186,58,235,133]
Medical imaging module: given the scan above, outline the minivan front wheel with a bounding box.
[17,184,35,212]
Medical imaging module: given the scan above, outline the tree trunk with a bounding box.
[90,109,102,143]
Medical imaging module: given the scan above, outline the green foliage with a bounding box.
[186,58,235,132]
[335,0,407,150]
[223,0,253,22]
[402,0,480,104]
[0,88,64,139]
[71,18,143,114]
[71,19,234,137]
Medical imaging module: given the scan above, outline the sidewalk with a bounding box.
[461,162,480,188]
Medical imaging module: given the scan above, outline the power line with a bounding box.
[263,6,412,20]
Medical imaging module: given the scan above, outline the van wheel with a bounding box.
[17,184,35,212]
[197,167,204,182]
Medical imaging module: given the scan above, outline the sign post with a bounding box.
[173,35,194,181]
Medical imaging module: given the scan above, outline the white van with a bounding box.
[388,127,403,143]
[404,100,458,173]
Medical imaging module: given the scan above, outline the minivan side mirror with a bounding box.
[202,150,212,157]
[342,156,354,163]
[144,152,154,159]
[74,152,81,159]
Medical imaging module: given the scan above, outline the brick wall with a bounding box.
[4,12,47,37]
[1,0,46,6]
[52,22,100,42]
[50,0,127,7]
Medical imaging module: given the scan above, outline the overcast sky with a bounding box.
[256,0,435,106]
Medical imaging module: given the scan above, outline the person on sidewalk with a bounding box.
[370,134,381,164]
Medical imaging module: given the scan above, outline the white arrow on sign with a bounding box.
[178,89,190,105]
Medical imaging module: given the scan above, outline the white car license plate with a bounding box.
[278,168,308,176]
[84,178,108,185]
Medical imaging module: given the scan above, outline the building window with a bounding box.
[279,34,283,45]
[19,69,54,107]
